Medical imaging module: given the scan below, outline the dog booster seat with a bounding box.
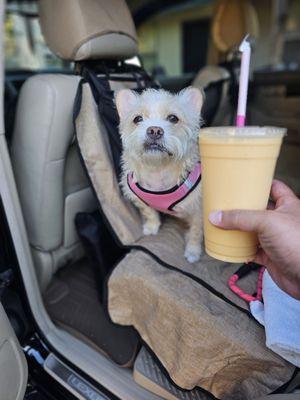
[74,64,296,400]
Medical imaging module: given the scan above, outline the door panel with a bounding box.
[0,303,28,400]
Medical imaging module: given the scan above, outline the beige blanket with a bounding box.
[75,81,295,400]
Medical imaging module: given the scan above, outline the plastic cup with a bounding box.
[199,126,286,263]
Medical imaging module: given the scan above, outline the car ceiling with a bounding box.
[128,0,196,26]
[6,0,204,27]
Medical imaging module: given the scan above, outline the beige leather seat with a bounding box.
[192,0,259,126]
[192,65,230,126]
[10,0,138,291]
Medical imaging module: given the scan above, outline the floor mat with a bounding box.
[44,259,139,367]
[134,347,214,400]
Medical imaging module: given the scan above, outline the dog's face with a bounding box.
[115,88,203,163]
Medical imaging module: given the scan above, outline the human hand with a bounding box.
[209,180,300,299]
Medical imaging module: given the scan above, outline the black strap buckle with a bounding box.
[0,269,13,299]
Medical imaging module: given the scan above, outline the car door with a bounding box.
[0,0,28,399]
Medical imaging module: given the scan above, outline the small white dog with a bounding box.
[115,87,204,263]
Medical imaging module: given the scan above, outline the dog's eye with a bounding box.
[167,114,179,124]
[133,115,143,124]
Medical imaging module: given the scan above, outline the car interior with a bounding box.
[1,0,300,399]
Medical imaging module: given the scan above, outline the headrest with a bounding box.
[39,0,138,61]
[193,66,230,89]
[212,0,259,52]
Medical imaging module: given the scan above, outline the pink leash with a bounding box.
[228,263,265,303]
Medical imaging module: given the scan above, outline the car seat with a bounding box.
[10,0,142,368]
[10,0,138,291]
[192,0,259,127]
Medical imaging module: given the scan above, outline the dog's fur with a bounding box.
[115,87,204,262]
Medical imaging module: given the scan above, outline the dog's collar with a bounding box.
[127,162,201,214]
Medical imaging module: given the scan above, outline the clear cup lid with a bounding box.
[200,126,286,138]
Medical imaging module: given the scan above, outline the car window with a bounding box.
[5,2,71,71]
[136,0,300,77]
[137,1,212,78]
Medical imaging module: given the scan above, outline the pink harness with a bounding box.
[127,162,201,214]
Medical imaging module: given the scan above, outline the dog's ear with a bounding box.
[115,89,138,118]
[179,87,204,114]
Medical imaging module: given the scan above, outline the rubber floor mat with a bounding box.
[134,347,214,400]
[44,259,139,367]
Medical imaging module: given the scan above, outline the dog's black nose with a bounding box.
[146,126,164,140]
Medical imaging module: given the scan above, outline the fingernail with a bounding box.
[209,210,222,225]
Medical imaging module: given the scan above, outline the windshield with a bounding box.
[5,2,71,71]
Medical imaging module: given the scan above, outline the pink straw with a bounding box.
[236,35,251,127]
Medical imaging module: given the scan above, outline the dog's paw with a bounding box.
[143,221,161,236]
[184,245,202,263]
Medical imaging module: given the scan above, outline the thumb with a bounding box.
[209,209,269,232]
[271,180,297,206]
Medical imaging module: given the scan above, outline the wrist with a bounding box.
[274,274,300,300]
